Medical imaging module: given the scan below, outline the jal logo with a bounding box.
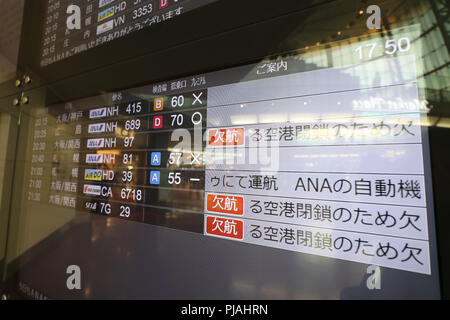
[87,138,105,148]
[89,108,107,119]
[86,154,103,164]
[99,0,116,8]
[159,0,169,9]
[83,184,101,196]
[88,123,106,134]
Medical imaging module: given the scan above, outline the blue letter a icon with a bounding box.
[150,171,160,185]
[151,152,161,166]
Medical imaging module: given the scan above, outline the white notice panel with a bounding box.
[204,54,431,275]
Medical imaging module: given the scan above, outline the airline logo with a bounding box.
[85,201,97,210]
[85,169,103,181]
[99,0,115,8]
[83,184,101,196]
[86,154,104,164]
[87,138,105,148]
[98,7,115,22]
[88,123,106,134]
[89,107,106,119]
[97,20,114,35]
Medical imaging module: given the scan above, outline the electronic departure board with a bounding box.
[26,27,439,278]
[40,0,218,67]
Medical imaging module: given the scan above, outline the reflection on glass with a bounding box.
[0,0,24,83]
[1,0,448,300]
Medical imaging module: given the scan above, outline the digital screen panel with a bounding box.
[28,27,438,277]
[40,0,218,67]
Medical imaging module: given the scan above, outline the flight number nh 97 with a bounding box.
[123,136,135,148]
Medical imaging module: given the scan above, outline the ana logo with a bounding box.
[89,108,106,119]
[86,154,104,164]
[99,0,116,8]
[87,138,105,149]
[88,123,106,134]
[85,169,103,181]
[83,184,101,196]
[98,7,115,22]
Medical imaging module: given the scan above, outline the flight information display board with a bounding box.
[27,30,438,277]
[40,0,218,67]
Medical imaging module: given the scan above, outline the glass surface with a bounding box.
[0,104,20,295]
[0,0,449,299]
[39,0,219,67]
[0,0,24,83]
[0,112,10,271]
[29,46,438,275]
